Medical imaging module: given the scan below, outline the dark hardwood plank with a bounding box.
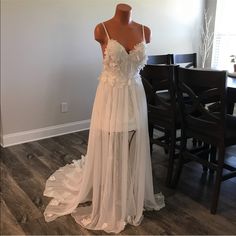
[176,163,236,216]
[146,198,213,235]
[52,134,84,158]
[22,141,63,170]
[72,132,89,154]
[0,198,25,235]
[75,130,89,142]
[8,145,51,182]
[2,147,48,191]
[1,150,49,216]
[1,163,42,224]
[21,216,90,235]
[37,138,79,166]
[138,216,173,235]
[170,192,236,234]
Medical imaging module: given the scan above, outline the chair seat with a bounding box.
[185,113,236,146]
[156,90,170,101]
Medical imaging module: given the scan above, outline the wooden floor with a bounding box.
[1,130,236,235]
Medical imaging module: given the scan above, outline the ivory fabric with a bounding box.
[43,24,165,234]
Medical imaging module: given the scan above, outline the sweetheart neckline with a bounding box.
[107,39,145,56]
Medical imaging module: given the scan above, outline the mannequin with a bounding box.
[94,3,151,56]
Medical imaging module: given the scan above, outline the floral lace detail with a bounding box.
[144,192,165,211]
[81,217,92,226]
[72,155,86,168]
[49,175,56,181]
[50,199,60,206]
[98,40,147,87]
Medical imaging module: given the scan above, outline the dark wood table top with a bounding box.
[189,68,236,89]
[228,72,236,78]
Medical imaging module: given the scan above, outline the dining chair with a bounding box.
[147,54,174,65]
[174,52,202,148]
[144,55,174,102]
[174,67,236,214]
[141,64,180,186]
[173,53,197,68]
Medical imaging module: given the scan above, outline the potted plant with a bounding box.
[230,55,236,72]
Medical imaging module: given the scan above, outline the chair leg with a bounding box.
[166,130,176,187]
[172,130,186,187]
[164,130,170,154]
[211,145,225,214]
[210,145,217,174]
[192,138,202,147]
[149,123,154,154]
[192,138,197,147]
[197,140,203,147]
[202,143,209,172]
[226,102,234,115]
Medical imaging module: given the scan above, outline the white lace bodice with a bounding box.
[98,24,147,87]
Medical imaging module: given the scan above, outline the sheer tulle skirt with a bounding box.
[43,77,165,233]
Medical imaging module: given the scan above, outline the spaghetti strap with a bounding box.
[102,22,110,40]
[142,25,145,43]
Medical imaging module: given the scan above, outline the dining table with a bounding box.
[227,72,236,114]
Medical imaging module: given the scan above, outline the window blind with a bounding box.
[211,0,236,71]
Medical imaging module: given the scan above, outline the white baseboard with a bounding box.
[0,135,3,147]
[1,119,90,147]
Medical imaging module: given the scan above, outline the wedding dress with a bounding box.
[43,23,165,234]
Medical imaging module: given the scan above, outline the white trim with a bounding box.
[0,135,3,147]
[1,119,90,147]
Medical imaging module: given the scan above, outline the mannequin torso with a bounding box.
[94,3,151,57]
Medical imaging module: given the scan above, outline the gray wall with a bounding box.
[1,0,204,144]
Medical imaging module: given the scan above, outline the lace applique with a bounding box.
[98,40,147,87]
[154,192,165,208]
[49,175,56,181]
[81,217,92,226]
[50,199,60,206]
[72,155,86,168]
[144,192,165,211]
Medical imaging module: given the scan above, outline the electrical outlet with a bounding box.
[61,102,68,113]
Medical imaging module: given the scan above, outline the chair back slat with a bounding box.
[147,54,174,65]
[174,53,197,68]
[141,64,175,92]
[177,67,227,138]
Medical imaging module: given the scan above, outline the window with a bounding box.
[211,0,236,72]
